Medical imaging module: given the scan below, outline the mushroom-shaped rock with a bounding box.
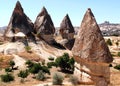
[34,7,55,44]
[4,1,36,43]
[72,8,113,86]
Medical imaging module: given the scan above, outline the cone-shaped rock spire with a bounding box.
[59,14,75,39]
[4,1,36,42]
[38,7,48,16]
[59,14,75,50]
[34,7,55,44]
[72,8,113,63]
[72,8,113,85]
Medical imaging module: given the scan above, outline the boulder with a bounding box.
[4,1,36,43]
[72,8,113,86]
[60,38,75,50]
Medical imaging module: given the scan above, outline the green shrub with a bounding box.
[41,66,50,75]
[29,63,42,74]
[25,60,34,68]
[9,60,15,69]
[5,67,12,72]
[106,39,112,46]
[1,73,14,82]
[25,46,31,52]
[69,75,79,85]
[48,57,54,61]
[52,72,64,85]
[114,64,120,70]
[117,52,120,57]
[18,70,29,79]
[55,53,75,73]
[47,62,57,68]
[36,71,45,81]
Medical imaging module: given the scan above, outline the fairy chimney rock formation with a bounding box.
[4,1,36,43]
[34,7,55,44]
[72,8,113,86]
[59,14,75,39]
[59,14,75,50]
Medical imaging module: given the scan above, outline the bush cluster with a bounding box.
[25,60,50,75]
[0,73,14,82]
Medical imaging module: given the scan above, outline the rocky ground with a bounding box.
[0,36,120,86]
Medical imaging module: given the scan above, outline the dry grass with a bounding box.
[17,51,44,62]
[0,54,13,68]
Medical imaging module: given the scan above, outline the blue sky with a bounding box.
[0,0,120,27]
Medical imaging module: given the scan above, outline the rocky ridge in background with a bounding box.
[99,21,120,36]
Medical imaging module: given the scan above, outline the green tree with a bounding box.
[29,63,42,75]
[106,39,112,46]
[55,53,75,73]
[9,60,15,69]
